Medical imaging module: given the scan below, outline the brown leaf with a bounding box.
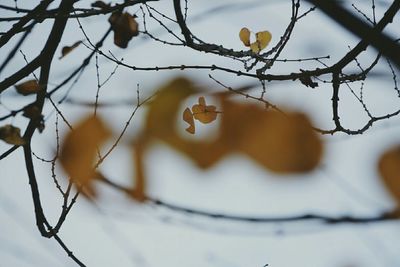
[59,40,82,59]
[15,80,41,96]
[299,75,318,88]
[0,125,26,145]
[191,96,218,124]
[109,12,139,48]
[378,146,400,206]
[22,104,41,119]
[91,1,111,10]
[183,107,195,134]
[60,116,111,197]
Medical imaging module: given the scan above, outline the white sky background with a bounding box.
[1,0,400,266]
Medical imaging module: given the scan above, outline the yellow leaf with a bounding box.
[15,80,41,96]
[378,146,400,206]
[183,107,195,134]
[60,116,111,197]
[109,12,139,48]
[239,27,251,46]
[0,125,25,145]
[250,30,272,53]
[59,40,82,59]
[191,96,218,124]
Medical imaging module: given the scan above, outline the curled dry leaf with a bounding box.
[183,107,195,134]
[239,27,251,46]
[109,12,139,48]
[15,80,41,96]
[378,146,400,206]
[191,96,218,124]
[59,40,82,59]
[0,125,26,145]
[60,116,111,197]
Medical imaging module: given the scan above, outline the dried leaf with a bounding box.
[15,80,41,96]
[378,146,400,206]
[91,1,111,10]
[191,97,218,124]
[109,12,139,48]
[250,31,272,53]
[23,103,41,119]
[0,125,25,145]
[183,107,195,134]
[239,27,251,46]
[59,40,82,59]
[60,116,111,197]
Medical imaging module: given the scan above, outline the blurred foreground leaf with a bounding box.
[379,146,400,206]
[136,77,323,177]
[60,116,111,197]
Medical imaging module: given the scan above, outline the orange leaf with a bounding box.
[60,116,111,197]
[191,97,218,124]
[183,107,195,134]
[15,80,41,96]
[378,146,400,206]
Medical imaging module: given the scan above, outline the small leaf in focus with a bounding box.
[60,116,111,197]
[250,31,272,53]
[59,40,82,59]
[109,12,139,48]
[191,96,218,124]
[378,146,400,206]
[239,27,251,46]
[15,80,41,96]
[0,125,25,145]
[183,107,195,134]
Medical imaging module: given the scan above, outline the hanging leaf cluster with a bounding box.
[183,96,218,134]
[239,27,272,53]
[109,12,139,48]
